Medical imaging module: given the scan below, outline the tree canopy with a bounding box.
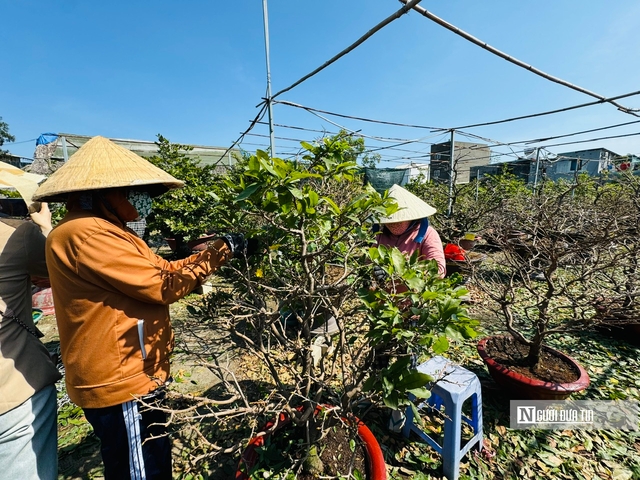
[0,116,16,154]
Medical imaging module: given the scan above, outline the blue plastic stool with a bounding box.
[402,356,483,480]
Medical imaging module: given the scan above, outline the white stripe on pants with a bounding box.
[122,400,147,480]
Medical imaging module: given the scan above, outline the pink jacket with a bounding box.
[376,223,446,277]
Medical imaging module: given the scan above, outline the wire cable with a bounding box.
[398,0,640,116]
[267,0,423,103]
[3,138,37,146]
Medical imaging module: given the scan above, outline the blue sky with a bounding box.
[3,1,640,166]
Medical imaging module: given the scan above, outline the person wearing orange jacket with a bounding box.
[33,136,255,480]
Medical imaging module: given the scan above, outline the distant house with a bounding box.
[0,153,30,169]
[48,133,239,172]
[470,147,634,185]
[395,162,430,182]
[429,141,491,184]
[543,148,619,181]
[470,158,536,184]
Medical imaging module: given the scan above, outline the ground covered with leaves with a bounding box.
[45,282,640,480]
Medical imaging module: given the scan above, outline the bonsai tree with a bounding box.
[475,173,633,377]
[588,171,640,330]
[145,135,233,256]
[170,132,476,478]
[359,245,478,414]
[405,168,531,244]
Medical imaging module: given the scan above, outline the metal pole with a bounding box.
[532,147,541,190]
[262,0,275,158]
[61,136,68,162]
[447,129,455,217]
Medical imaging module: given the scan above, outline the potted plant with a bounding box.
[591,172,640,342]
[173,132,477,479]
[474,174,632,399]
[404,167,530,245]
[145,135,233,256]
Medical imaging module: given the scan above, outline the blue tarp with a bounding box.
[36,133,58,146]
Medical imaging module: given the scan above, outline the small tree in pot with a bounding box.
[474,174,632,398]
[589,172,640,337]
[405,168,530,244]
[176,133,476,478]
[145,135,232,256]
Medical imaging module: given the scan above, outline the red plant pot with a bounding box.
[477,336,590,400]
[236,406,387,480]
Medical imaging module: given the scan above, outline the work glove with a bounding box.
[373,265,388,284]
[220,233,260,258]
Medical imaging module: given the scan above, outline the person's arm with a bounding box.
[419,226,447,277]
[73,231,232,305]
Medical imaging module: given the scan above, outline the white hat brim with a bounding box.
[378,184,437,224]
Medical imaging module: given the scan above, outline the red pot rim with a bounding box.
[236,406,387,480]
[477,335,590,393]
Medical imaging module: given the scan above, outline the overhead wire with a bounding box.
[539,131,640,150]
[266,0,423,103]
[3,138,37,146]
[521,119,640,145]
[225,0,640,164]
[275,89,640,134]
[398,0,640,116]
[226,1,423,162]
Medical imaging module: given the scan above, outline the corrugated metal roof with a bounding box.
[52,133,239,168]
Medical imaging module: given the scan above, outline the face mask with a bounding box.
[387,221,411,236]
[127,191,152,219]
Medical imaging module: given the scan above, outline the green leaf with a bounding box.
[396,371,433,390]
[289,187,303,199]
[308,190,319,207]
[404,275,426,291]
[410,402,424,427]
[407,387,431,399]
[444,325,466,342]
[235,183,261,201]
[248,155,260,171]
[391,248,406,275]
[432,335,450,354]
[323,196,341,215]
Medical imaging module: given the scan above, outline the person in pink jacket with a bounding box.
[375,184,446,277]
[374,184,446,432]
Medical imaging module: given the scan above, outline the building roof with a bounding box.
[555,147,620,160]
[52,133,239,168]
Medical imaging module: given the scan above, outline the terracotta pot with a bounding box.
[458,239,477,251]
[477,335,590,400]
[187,234,217,252]
[236,406,387,480]
[165,238,177,252]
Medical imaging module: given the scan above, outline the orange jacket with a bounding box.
[46,206,231,408]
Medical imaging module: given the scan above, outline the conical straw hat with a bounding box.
[32,136,184,202]
[378,184,437,224]
[0,162,45,205]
